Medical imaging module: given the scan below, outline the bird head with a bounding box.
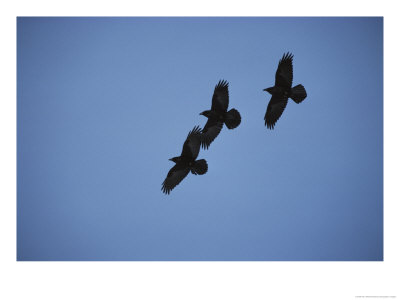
[199,110,211,118]
[169,157,181,163]
[263,87,274,94]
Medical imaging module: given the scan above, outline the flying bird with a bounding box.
[263,52,307,129]
[199,80,241,149]
[162,126,208,194]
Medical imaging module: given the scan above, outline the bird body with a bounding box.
[264,86,288,97]
[200,80,241,149]
[200,109,240,126]
[263,52,307,129]
[162,126,208,194]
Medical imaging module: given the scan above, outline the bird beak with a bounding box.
[263,88,268,92]
[168,158,173,161]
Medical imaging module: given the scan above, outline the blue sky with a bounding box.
[17,17,383,260]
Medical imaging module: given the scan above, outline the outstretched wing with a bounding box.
[264,94,288,129]
[211,80,229,113]
[181,126,202,159]
[275,52,293,89]
[162,164,190,195]
[201,119,223,149]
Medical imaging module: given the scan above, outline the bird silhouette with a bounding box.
[263,52,307,129]
[199,80,241,149]
[162,126,208,194]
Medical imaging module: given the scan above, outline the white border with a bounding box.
[1,1,398,299]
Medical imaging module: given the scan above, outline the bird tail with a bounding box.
[191,159,208,175]
[290,84,307,103]
[224,108,241,129]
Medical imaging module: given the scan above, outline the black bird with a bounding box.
[199,80,241,149]
[162,126,208,194]
[263,52,307,129]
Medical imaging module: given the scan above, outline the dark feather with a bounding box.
[290,84,307,103]
[201,119,223,149]
[211,79,229,113]
[161,164,190,195]
[181,125,202,159]
[225,108,241,129]
[264,94,288,129]
[191,159,208,175]
[275,52,293,89]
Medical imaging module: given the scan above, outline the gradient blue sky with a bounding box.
[17,17,383,261]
